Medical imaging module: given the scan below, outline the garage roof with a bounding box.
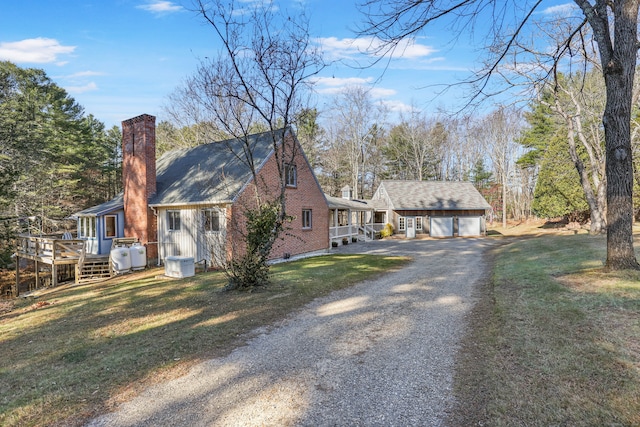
[379,180,491,211]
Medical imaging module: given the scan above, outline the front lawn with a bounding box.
[0,254,409,427]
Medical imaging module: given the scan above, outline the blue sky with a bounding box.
[0,0,573,129]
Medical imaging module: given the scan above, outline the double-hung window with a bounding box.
[202,209,220,232]
[302,209,312,229]
[399,217,406,231]
[167,210,181,231]
[416,217,423,231]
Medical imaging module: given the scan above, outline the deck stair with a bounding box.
[75,256,111,284]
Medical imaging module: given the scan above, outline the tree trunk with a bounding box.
[601,1,640,270]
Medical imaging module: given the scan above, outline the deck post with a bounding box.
[52,264,58,287]
[34,259,40,290]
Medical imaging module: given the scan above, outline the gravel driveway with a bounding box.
[87,237,496,427]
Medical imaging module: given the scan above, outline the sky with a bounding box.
[0,0,574,129]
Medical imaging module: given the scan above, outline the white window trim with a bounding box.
[79,216,96,238]
[416,217,423,231]
[399,216,406,231]
[104,215,117,238]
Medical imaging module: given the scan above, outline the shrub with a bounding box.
[380,223,394,238]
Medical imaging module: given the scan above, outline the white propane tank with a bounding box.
[129,243,147,270]
[111,246,131,273]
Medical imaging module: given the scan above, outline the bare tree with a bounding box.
[387,109,446,181]
[359,0,640,270]
[475,107,523,229]
[330,86,386,199]
[439,115,484,182]
[179,0,325,287]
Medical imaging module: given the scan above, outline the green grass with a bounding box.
[453,233,640,426]
[0,254,409,427]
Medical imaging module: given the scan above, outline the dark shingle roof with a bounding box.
[149,129,282,206]
[73,193,124,217]
[380,180,491,211]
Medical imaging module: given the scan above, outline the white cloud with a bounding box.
[369,87,397,98]
[65,82,98,94]
[313,76,397,99]
[542,3,577,16]
[64,82,98,94]
[380,99,414,114]
[137,1,183,14]
[318,36,436,60]
[0,38,75,64]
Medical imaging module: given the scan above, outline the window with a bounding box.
[167,210,181,231]
[105,215,117,238]
[416,217,423,230]
[399,217,406,231]
[302,209,312,229]
[285,163,297,187]
[202,209,220,232]
[79,216,96,238]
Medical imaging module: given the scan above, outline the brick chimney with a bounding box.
[122,114,158,261]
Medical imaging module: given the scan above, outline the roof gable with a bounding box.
[150,129,284,206]
[380,180,491,211]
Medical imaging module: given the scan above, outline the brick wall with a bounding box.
[121,114,158,260]
[229,132,329,260]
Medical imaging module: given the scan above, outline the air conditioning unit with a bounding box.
[164,256,195,278]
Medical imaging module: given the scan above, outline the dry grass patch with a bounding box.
[452,233,640,426]
[0,254,409,427]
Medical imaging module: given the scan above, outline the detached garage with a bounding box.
[370,180,492,238]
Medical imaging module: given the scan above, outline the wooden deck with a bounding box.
[16,235,85,265]
[13,234,111,296]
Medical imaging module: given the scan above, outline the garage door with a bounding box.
[430,217,453,237]
[458,216,482,236]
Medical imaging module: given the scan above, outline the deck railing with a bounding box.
[16,234,84,262]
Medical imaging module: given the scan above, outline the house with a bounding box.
[370,180,491,238]
[75,114,329,266]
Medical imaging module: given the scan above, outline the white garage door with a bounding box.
[458,216,482,236]
[430,217,454,237]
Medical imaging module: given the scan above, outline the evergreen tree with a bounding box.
[518,98,588,219]
[0,61,115,251]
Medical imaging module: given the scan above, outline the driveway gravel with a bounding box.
[86,237,496,427]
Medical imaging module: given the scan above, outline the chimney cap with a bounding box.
[122,114,156,126]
